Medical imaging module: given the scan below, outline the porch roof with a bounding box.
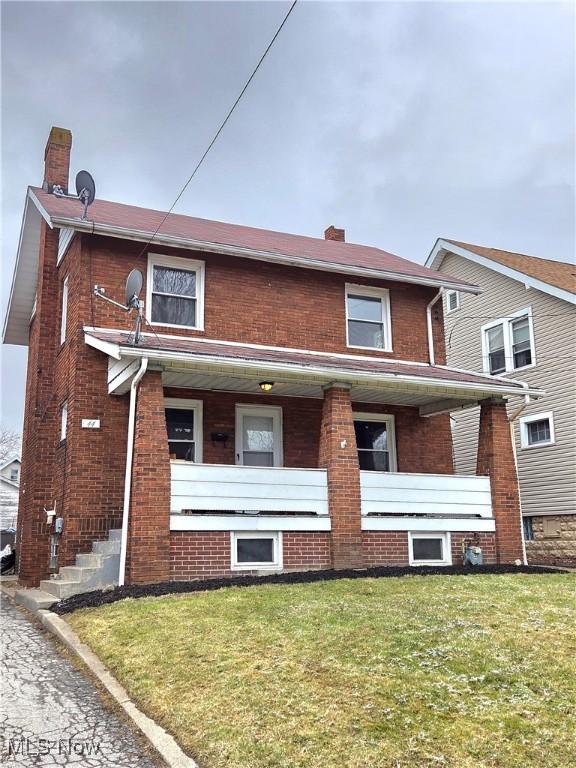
[85,328,543,410]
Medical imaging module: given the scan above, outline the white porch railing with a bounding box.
[360,471,493,518]
[171,463,329,515]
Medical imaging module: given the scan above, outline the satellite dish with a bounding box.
[125,269,143,307]
[75,170,96,219]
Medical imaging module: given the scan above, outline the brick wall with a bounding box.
[363,531,497,567]
[477,398,524,563]
[86,236,447,364]
[170,531,332,580]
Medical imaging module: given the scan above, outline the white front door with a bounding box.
[235,405,283,467]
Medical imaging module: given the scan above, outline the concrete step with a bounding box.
[57,566,99,583]
[108,529,122,541]
[39,579,87,599]
[92,539,121,556]
[76,552,104,568]
[15,588,57,613]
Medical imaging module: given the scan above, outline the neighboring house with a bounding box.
[427,239,576,566]
[0,456,21,529]
[3,128,541,591]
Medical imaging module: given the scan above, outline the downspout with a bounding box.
[508,383,531,566]
[426,288,444,366]
[118,357,148,586]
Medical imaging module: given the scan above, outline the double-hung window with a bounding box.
[519,411,555,449]
[147,254,204,329]
[165,398,203,462]
[353,413,397,471]
[481,308,535,375]
[345,285,392,351]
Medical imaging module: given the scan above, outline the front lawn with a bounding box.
[68,574,575,768]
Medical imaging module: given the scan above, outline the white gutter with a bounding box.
[426,288,444,366]
[118,356,148,586]
[508,383,532,566]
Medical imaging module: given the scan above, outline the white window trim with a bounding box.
[60,276,69,345]
[408,532,452,566]
[480,306,536,375]
[353,412,397,472]
[345,283,392,352]
[445,289,459,314]
[165,397,203,463]
[235,404,283,467]
[60,401,68,441]
[519,410,555,449]
[231,531,283,570]
[146,253,205,331]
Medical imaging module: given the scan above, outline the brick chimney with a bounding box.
[324,225,345,242]
[44,126,72,192]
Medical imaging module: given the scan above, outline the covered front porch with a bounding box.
[86,328,541,581]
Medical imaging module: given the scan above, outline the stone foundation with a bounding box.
[525,515,576,567]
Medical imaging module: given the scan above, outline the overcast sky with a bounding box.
[1,0,574,432]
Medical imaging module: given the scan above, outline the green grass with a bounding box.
[68,574,576,768]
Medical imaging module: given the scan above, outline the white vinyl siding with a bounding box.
[440,251,576,518]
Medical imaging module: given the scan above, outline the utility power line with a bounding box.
[134,0,298,262]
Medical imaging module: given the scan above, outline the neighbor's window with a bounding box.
[60,275,69,345]
[60,401,68,441]
[446,290,459,313]
[520,411,554,449]
[345,284,391,350]
[147,254,204,329]
[481,308,534,374]
[353,413,397,471]
[231,532,282,570]
[10,468,19,483]
[165,398,203,462]
[409,533,451,566]
[523,517,534,541]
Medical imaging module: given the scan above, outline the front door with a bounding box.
[235,405,283,467]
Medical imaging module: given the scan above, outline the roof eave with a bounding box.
[427,238,576,305]
[51,214,481,294]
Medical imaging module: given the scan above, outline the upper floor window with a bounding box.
[147,254,205,330]
[345,284,392,351]
[481,307,535,375]
[445,290,459,313]
[60,276,69,345]
[10,468,19,483]
[520,411,555,449]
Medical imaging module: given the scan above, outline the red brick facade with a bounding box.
[15,128,521,587]
[362,532,497,566]
[476,398,524,563]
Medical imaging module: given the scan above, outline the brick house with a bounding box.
[3,128,542,592]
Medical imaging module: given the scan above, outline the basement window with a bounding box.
[147,253,205,330]
[408,533,452,566]
[523,517,534,541]
[231,532,282,570]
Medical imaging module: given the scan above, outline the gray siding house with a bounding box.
[426,240,576,566]
[0,456,20,530]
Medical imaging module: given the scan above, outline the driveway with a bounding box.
[1,600,161,766]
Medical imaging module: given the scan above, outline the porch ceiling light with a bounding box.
[259,381,275,392]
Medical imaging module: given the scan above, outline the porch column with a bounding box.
[319,383,364,570]
[476,397,524,563]
[127,371,171,584]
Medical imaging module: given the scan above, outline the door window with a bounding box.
[236,407,283,466]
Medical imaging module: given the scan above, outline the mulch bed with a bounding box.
[50,563,566,615]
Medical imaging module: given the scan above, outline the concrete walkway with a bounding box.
[1,600,162,766]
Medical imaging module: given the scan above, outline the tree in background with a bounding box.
[0,427,21,463]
